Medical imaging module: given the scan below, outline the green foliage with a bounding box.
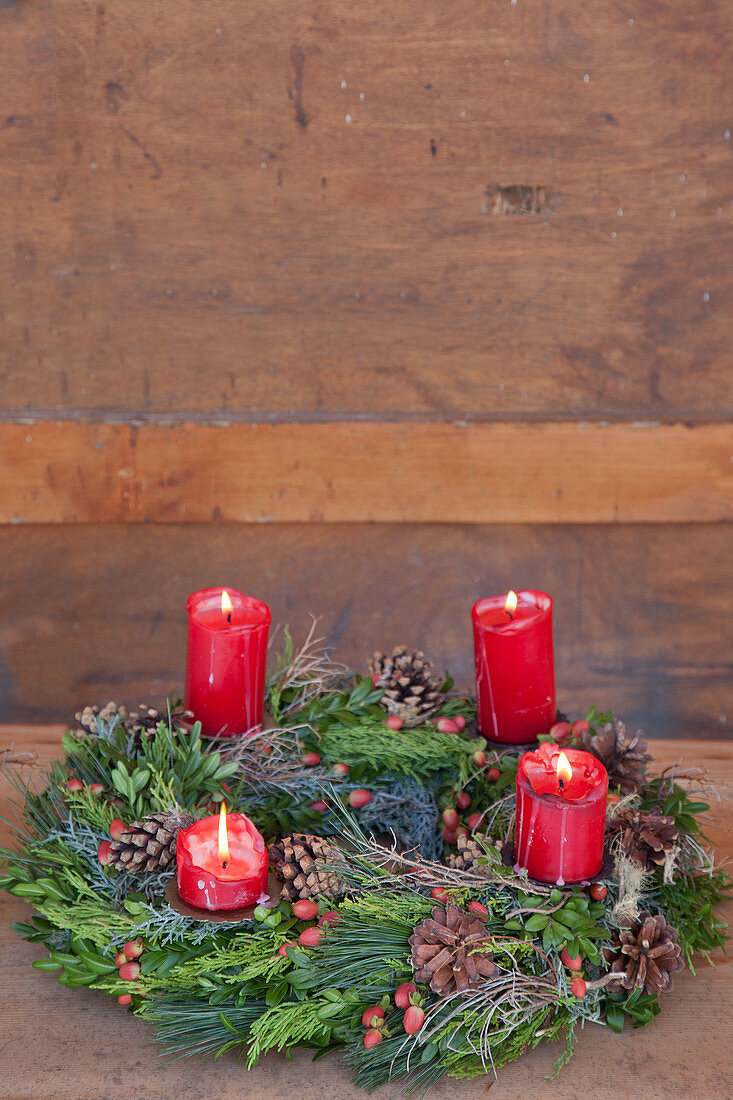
[602,988,661,1033]
[504,889,609,965]
[657,868,731,965]
[639,779,711,836]
[314,719,476,781]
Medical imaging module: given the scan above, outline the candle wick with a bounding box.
[558,778,564,791]
[506,611,514,622]
[222,860,228,870]
[227,613,231,625]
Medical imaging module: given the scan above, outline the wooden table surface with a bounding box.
[1,727,732,1100]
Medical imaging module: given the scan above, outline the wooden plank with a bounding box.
[0,522,729,737]
[1,421,730,524]
[1,1,732,418]
[1,729,731,1099]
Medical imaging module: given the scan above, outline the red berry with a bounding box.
[590,883,608,901]
[468,900,489,920]
[394,981,417,1009]
[467,812,485,832]
[118,961,141,981]
[455,791,471,811]
[442,807,459,830]
[298,926,325,948]
[332,762,350,776]
[117,994,132,1006]
[571,720,590,737]
[403,1005,426,1034]
[431,887,448,903]
[453,715,467,731]
[318,910,340,928]
[88,783,105,796]
[109,819,127,841]
[364,1028,383,1049]
[97,840,113,865]
[549,721,572,743]
[436,717,459,734]
[455,825,469,841]
[114,952,128,967]
[486,767,501,782]
[292,899,319,920]
[607,791,621,805]
[561,947,583,970]
[66,778,84,792]
[302,752,321,767]
[348,788,372,809]
[123,938,144,959]
[441,827,457,845]
[385,716,403,730]
[362,1005,384,1028]
[278,942,294,957]
[472,750,488,768]
[310,800,328,813]
[570,977,587,998]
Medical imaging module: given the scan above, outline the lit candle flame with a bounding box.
[221,590,233,616]
[218,800,230,867]
[556,752,572,788]
[505,590,518,615]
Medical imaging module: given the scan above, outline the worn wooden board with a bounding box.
[0,523,729,736]
[1,729,731,1099]
[2,420,730,524]
[1,0,732,418]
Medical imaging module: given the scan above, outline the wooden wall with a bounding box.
[1,1,731,734]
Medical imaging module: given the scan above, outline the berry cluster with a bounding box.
[361,982,426,1048]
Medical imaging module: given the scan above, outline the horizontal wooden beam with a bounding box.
[1,421,730,523]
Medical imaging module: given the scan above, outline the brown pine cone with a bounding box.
[75,701,192,750]
[409,904,497,996]
[603,911,684,994]
[446,833,498,874]
[611,806,678,871]
[580,719,651,794]
[269,833,346,901]
[108,810,194,874]
[369,646,443,728]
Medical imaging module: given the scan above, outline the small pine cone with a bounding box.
[369,646,444,728]
[446,834,497,874]
[611,806,678,871]
[76,702,127,735]
[580,719,651,794]
[127,704,193,748]
[409,904,497,996]
[269,833,346,902]
[108,810,194,874]
[603,910,684,995]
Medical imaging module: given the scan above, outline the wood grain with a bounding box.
[1,729,731,1099]
[0,523,729,736]
[1,0,732,419]
[2,420,730,524]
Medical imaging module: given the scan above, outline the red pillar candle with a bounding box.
[514,742,608,885]
[184,587,271,738]
[176,804,269,911]
[472,590,555,744]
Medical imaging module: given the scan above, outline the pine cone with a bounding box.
[108,810,194,874]
[268,833,346,901]
[369,646,443,728]
[603,911,684,995]
[409,904,498,996]
[611,806,678,871]
[580,719,651,794]
[76,702,127,734]
[75,701,193,750]
[446,833,499,874]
